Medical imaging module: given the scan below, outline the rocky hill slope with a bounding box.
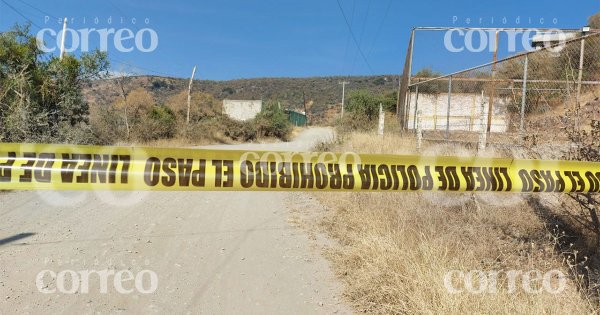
[84,75,400,123]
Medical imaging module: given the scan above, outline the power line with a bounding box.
[110,58,177,78]
[335,0,374,74]
[0,0,58,63]
[366,0,393,58]
[350,0,372,72]
[357,0,372,44]
[0,0,181,78]
[0,0,64,48]
[341,0,356,75]
[14,0,58,20]
[0,0,45,30]
[104,0,192,72]
[106,0,129,19]
[102,0,191,76]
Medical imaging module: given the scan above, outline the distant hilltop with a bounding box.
[84,75,400,123]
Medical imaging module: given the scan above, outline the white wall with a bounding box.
[223,100,262,121]
[406,92,509,132]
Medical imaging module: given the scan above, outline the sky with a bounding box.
[0,0,599,80]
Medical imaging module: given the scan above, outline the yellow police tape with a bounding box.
[1,143,600,193]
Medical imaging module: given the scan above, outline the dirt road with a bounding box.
[0,128,351,314]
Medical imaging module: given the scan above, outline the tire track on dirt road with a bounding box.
[0,127,352,314]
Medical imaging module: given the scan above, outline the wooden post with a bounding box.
[478,90,487,153]
[397,29,415,130]
[445,76,452,140]
[416,110,423,151]
[412,85,419,130]
[470,93,477,131]
[520,55,529,140]
[303,90,308,126]
[339,81,349,118]
[378,103,385,136]
[186,65,197,125]
[433,98,438,130]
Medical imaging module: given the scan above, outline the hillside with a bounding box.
[83,75,400,123]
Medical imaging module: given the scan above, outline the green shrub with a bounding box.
[336,111,377,133]
[346,90,380,121]
[336,90,398,132]
[0,24,109,143]
[253,101,292,140]
[91,105,126,145]
[221,116,257,142]
[380,91,398,113]
[133,106,177,142]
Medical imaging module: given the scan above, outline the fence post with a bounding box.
[398,29,416,131]
[520,54,529,139]
[378,103,385,136]
[478,90,487,153]
[575,37,585,132]
[487,30,499,135]
[413,85,419,131]
[416,110,423,151]
[469,94,476,131]
[446,76,452,140]
[404,90,411,130]
[433,100,438,130]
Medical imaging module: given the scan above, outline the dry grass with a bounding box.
[310,131,597,314]
[112,127,308,148]
[113,135,230,148]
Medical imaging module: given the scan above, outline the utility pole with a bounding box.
[397,28,415,131]
[59,18,67,60]
[186,65,197,125]
[339,81,349,118]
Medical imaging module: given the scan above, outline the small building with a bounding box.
[531,32,576,49]
[222,100,262,121]
[285,109,307,126]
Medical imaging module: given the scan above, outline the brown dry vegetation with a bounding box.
[84,75,399,125]
[307,129,598,314]
[90,82,293,146]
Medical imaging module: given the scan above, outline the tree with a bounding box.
[560,120,600,250]
[119,87,154,126]
[380,91,398,113]
[166,90,221,123]
[112,87,177,141]
[0,23,109,143]
[253,101,291,140]
[346,90,380,120]
[144,106,177,140]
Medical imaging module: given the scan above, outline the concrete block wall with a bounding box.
[406,92,509,132]
[223,100,263,121]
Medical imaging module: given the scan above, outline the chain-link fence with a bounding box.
[403,31,600,150]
